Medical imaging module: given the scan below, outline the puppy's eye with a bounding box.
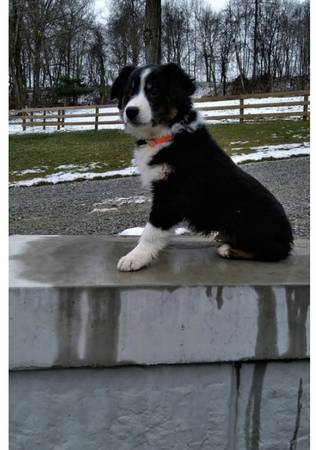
[149,87,159,97]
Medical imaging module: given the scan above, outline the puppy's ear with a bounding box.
[110,66,135,104]
[161,63,195,96]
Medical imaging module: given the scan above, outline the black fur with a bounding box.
[149,124,293,261]
[111,64,293,261]
[110,65,135,109]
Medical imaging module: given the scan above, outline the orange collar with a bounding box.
[137,134,173,148]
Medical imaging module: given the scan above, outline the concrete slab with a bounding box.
[235,361,310,450]
[9,236,309,370]
[10,361,309,450]
[10,235,309,287]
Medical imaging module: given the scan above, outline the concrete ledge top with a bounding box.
[10,235,309,288]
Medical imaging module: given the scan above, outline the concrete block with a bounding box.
[10,364,234,450]
[9,361,309,450]
[236,361,309,450]
[9,236,309,369]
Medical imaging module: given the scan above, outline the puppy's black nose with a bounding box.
[126,106,139,120]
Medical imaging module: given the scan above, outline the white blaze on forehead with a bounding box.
[139,68,152,92]
[124,68,153,126]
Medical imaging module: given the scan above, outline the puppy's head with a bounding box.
[111,63,195,138]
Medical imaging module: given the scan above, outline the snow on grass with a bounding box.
[9,141,309,187]
[231,140,249,145]
[231,142,309,164]
[12,167,48,176]
[55,162,106,171]
[10,165,139,187]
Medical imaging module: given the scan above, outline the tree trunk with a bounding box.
[10,0,25,109]
[235,42,245,92]
[144,0,161,64]
[252,0,259,80]
[33,43,41,105]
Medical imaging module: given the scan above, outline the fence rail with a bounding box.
[9,90,310,131]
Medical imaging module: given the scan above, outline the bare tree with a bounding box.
[89,24,107,103]
[162,0,187,66]
[107,0,145,70]
[24,0,62,104]
[144,0,161,64]
[9,0,310,108]
[252,0,260,79]
[9,0,25,108]
[198,7,221,94]
[219,11,234,95]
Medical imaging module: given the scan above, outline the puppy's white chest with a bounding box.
[135,146,171,187]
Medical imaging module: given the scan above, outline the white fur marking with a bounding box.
[117,223,170,271]
[134,140,172,187]
[217,244,231,258]
[124,68,152,127]
[171,111,204,135]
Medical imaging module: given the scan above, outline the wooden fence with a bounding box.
[9,90,310,131]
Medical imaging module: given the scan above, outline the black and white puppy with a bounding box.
[111,63,293,271]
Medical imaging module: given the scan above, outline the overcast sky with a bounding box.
[94,0,229,20]
[94,0,307,23]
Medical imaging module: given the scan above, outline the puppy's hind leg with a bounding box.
[217,243,255,260]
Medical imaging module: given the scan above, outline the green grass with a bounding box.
[9,120,309,182]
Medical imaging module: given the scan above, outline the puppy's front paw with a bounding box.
[117,252,149,272]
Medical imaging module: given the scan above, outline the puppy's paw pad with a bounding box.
[217,244,232,259]
[117,253,148,272]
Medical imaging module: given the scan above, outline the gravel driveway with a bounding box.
[9,156,310,238]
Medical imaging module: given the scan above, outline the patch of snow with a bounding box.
[56,162,105,172]
[10,165,139,187]
[56,164,81,170]
[250,142,309,151]
[174,227,190,235]
[119,226,192,236]
[119,227,145,236]
[90,207,118,213]
[232,142,309,164]
[12,167,47,176]
[92,195,150,211]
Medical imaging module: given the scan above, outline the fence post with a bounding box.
[61,108,65,128]
[22,114,26,131]
[303,94,308,121]
[30,111,34,127]
[240,98,244,123]
[95,107,99,131]
[57,110,60,130]
[43,110,46,130]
